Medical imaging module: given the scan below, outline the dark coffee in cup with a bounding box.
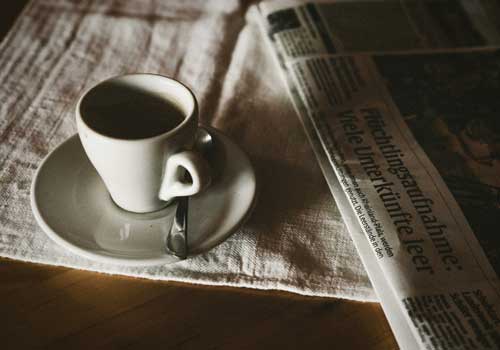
[80,80,185,140]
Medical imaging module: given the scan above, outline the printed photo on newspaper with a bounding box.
[256,1,500,349]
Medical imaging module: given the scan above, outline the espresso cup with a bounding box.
[76,73,211,213]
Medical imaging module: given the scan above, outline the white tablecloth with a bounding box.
[0,0,375,301]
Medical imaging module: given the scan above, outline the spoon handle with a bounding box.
[166,196,188,259]
[166,127,214,259]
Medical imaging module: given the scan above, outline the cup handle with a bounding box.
[158,150,211,202]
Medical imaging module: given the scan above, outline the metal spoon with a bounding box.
[165,127,214,259]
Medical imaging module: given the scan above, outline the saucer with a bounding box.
[31,128,256,266]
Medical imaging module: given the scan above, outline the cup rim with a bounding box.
[75,73,198,143]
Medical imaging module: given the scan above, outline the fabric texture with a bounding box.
[0,0,375,301]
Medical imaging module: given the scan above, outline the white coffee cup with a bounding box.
[76,73,211,213]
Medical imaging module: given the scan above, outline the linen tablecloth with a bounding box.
[0,0,375,301]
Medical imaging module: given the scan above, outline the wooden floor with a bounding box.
[0,2,397,349]
[0,258,397,350]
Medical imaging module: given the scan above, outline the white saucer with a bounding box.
[31,128,256,266]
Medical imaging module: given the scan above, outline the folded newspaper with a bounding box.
[257,1,500,349]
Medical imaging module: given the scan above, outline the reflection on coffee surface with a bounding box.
[80,81,185,139]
